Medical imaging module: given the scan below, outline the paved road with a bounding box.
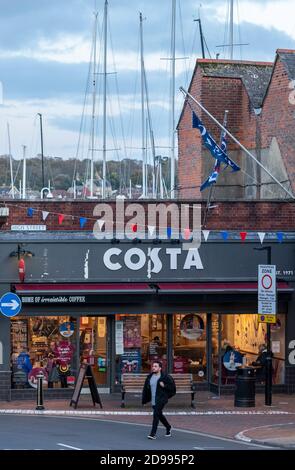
[0,415,277,450]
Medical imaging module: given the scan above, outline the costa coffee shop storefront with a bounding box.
[0,232,295,400]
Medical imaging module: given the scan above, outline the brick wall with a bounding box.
[0,372,11,401]
[178,54,295,200]
[178,66,203,199]
[261,57,295,192]
[1,200,295,231]
[178,67,258,200]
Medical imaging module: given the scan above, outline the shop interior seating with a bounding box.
[120,373,196,408]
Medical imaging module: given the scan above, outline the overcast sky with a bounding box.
[0,0,295,165]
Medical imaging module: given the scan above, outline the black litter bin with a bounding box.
[234,366,255,407]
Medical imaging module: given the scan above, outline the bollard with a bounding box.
[36,372,45,410]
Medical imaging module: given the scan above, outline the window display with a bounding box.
[115,314,167,382]
[173,314,207,381]
[79,317,107,386]
[211,313,286,385]
[11,316,77,389]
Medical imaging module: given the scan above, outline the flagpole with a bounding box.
[180,87,295,200]
[203,110,229,227]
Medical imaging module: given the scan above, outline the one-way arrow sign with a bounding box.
[0,293,22,317]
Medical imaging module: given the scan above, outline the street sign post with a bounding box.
[0,292,22,317]
[258,264,276,320]
[258,262,276,406]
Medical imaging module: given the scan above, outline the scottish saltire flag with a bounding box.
[192,112,240,172]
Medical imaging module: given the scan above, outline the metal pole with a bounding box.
[22,145,26,200]
[37,113,45,189]
[143,67,156,199]
[91,12,98,199]
[7,123,14,199]
[254,246,273,406]
[36,373,45,410]
[180,87,295,200]
[230,0,234,60]
[102,1,108,199]
[265,247,273,406]
[140,12,146,198]
[170,0,176,199]
[196,19,205,59]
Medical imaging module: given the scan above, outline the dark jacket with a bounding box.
[252,350,273,379]
[142,372,176,406]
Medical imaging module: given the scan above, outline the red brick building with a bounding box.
[178,49,295,201]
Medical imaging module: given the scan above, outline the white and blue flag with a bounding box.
[200,130,227,192]
[192,112,240,173]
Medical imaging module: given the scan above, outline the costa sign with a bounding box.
[103,247,204,278]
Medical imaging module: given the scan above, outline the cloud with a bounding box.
[0,0,295,161]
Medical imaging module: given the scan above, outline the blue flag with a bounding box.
[200,130,226,192]
[200,166,221,192]
[192,112,240,172]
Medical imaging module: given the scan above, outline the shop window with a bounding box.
[115,314,167,383]
[79,317,107,386]
[218,314,285,385]
[173,314,207,381]
[11,316,77,389]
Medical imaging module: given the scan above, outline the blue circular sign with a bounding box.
[0,293,22,317]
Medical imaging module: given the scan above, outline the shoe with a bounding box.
[165,427,172,437]
[147,434,156,440]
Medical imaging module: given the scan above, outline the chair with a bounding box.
[221,364,236,385]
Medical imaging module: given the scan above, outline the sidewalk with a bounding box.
[1,392,295,448]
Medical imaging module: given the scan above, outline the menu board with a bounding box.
[70,363,102,409]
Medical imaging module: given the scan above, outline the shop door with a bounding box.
[80,317,108,387]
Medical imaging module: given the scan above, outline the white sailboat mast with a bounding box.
[7,123,14,199]
[170,0,176,199]
[140,12,146,198]
[102,0,108,199]
[230,0,234,60]
[90,12,98,199]
[22,145,27,200]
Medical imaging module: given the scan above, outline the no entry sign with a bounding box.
[258,265,276,322]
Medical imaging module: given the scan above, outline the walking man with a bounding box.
[142,361,176,440]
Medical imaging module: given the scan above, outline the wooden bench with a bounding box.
[121,373,196,408]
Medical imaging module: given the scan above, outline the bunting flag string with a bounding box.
[79,217,87,229]
[240,232,247,242]
[148,225,156,237]
[27,208,35,217]
[222,231,228,241]
[58,214,65,225]
[0,202,290,243]
[98,220,105,231]
[184,228,191,240]
[258,232,266,244]
[42,211,49,221]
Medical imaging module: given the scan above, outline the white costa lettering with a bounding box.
[288,340,295,365]
[102,247,203,276]
[124,248,146,271]
[103,248,122,271]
